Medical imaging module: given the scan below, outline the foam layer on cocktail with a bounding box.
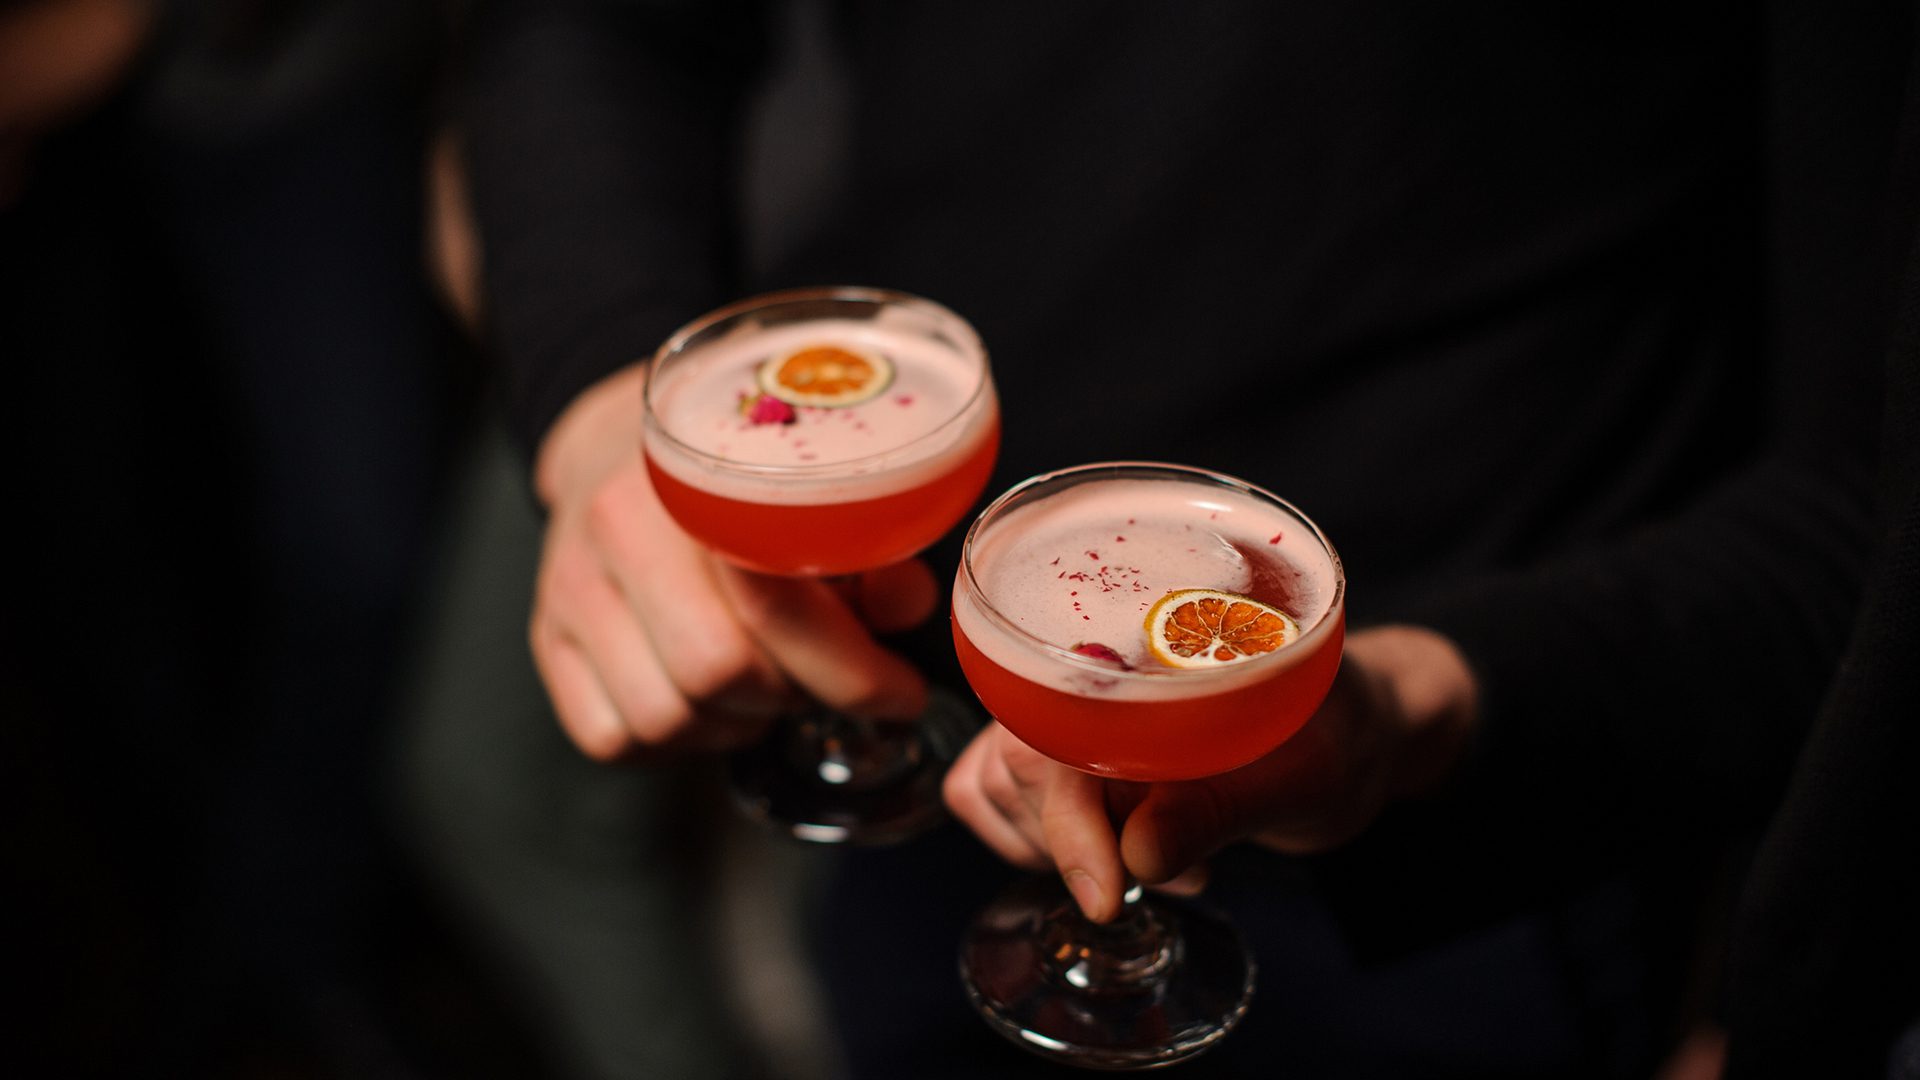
[955,477,1339,701]
[646,317,996,505]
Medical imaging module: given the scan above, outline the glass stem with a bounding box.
[1041,878,1178,994]
[788,575,926,789]
[798,708,922,789]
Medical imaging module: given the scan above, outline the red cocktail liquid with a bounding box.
[648,417,1000,576]
[952,606,1343,780]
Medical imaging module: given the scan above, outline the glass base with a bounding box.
[960,877,1254,1070]
[728,686,977,845]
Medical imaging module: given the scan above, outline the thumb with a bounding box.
[1121,782,1252,887]
[850,558,939,633]
[715,567,929,723]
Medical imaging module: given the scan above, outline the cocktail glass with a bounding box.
[951,462,1345,1067]
[643,286,999,844]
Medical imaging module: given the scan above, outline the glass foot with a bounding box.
[729,686,977,845]
[960,876,1254,1070]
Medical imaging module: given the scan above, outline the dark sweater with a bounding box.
[1719,18,1920,1070]
[461,0,1913,1071]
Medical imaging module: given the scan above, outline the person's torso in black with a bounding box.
[757,0,1763,620]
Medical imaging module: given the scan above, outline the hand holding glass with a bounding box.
[643,287,998,843]
[950,462,1345,1068]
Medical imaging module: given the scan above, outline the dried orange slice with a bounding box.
[757,344,893,407]
[1144,589,1299,668]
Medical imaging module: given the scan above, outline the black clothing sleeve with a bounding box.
[1313,0,1909,954]
[1722,27,1920,1071]
[1317,402,1881,950]
[459,0,767,455]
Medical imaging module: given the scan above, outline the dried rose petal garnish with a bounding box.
[1070,642,1131,669]
[739,392,797,425]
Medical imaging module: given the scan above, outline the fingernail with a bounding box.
[1064,870,1103,919]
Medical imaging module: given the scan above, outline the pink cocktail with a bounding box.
[642,287,999,844]
[951,462,1345,1069]
[952,467,1344,780]
[644,288,998,576]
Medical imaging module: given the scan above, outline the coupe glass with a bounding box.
[951,462,1345,1067]
[642,286,999,844]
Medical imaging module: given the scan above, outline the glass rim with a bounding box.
[958,461,1347,681]
[642,285,995,480]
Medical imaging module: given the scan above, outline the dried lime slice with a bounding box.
[1143,589,1299,668]
[756,344,894,407]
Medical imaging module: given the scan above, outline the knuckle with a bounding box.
[559,706,631,763]
[1002,738,1052,785]
[626,694,697,748]
[672,629,761,703]
[941,766,976,815]
[526,618,571,692]
[573,725,632,764]
[582,483,628,545]
[952,760,998,810]
[540,545,601,610]
[978,763,1025,819]
[1008,848,1052,873]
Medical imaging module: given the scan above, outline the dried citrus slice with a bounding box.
[757,344,893,407]
[1144,589,1300,668]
